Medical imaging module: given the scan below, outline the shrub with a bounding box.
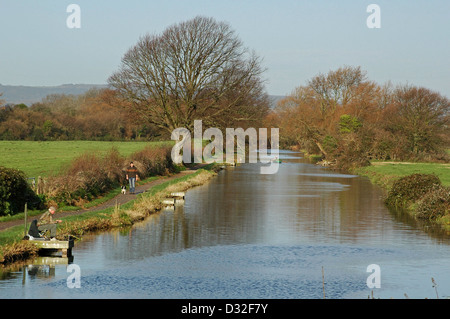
[333,136,371,170]
[322,135,338,154]
[45,149,125,206]
[339,114,362,134]
[415,185,450,220]
[131,145,174,178]
[0,166,41,216]
[43,145,175,207]
[385,174,441,208]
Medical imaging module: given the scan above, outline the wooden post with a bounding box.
[322,266,326,299]
[24,203,28,237]
[37,176,43,195]
[170,192,185,199]
[162,199,175,205]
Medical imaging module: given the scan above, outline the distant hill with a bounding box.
[0,83,284,108]
[0,84,108,105]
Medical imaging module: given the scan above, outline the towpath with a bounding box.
[0,168,200,232]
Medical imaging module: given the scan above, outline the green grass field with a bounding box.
[0,140,173,178]
[355,161,450,188]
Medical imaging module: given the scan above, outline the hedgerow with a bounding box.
[385,174,441,208]
[416,185,450,220]
[0,166,41,216]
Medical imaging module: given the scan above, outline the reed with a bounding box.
[0,240,39,264]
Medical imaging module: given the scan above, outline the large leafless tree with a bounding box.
[108,16,269,134]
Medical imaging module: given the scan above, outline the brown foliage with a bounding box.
[130,145,174,178]
[416,185,450,220]
[43,145,174,207]
[0,241,39,264]
[0,88,159,141]
[271,66,450,168]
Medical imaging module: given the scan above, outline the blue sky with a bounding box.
[0,0,449,97]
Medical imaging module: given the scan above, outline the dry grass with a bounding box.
[0,240,39,264]
[56,170,217,237]
[131,145,174,178]
[0,168,217,265]
[43,145,174,207]
[125,169,216,223]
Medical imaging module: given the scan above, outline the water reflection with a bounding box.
[81,150,449,260]
[1,150,450,298]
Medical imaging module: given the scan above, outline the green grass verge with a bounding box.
[354,161,450,190]
[354,161,450,232]
[0,175,160,223]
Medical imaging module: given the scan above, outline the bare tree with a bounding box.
[307,66,368,116]
[276,66,374,157]
[391,85,449,155]
[108,16,269,134]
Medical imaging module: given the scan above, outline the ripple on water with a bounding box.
[39,244,399,299]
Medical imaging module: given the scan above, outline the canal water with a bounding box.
[1,151,449,299]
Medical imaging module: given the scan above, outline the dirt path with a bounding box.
[0,169,198,232]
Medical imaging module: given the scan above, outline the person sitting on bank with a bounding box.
[126,161,139,194]
[37,206,62,240]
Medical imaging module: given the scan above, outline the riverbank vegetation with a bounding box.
[266,65,449,230]
[354,161,450,189]
[0,142,178,217]
[267,65,449,170]
[0,166,41,216]
[0,166,217,265]
[355,163,450,231]
[43,143,176,209]
[385,174,449,230]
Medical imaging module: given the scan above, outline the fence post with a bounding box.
[37,176,43,195]
[24,203,28,237]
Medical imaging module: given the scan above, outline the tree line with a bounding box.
[265,66,449,169]
[0,16,269,142]
[0,88,162,141]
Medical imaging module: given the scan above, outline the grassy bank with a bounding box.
[354,161,450,190]
[0,174,160,224]
[0,166,218,265]
[354,161,450,231]
[1,140,178,217]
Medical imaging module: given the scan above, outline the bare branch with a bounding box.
[108,16,268,133]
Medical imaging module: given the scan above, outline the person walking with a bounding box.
[37,206,62,240]
[126,161,139,194]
